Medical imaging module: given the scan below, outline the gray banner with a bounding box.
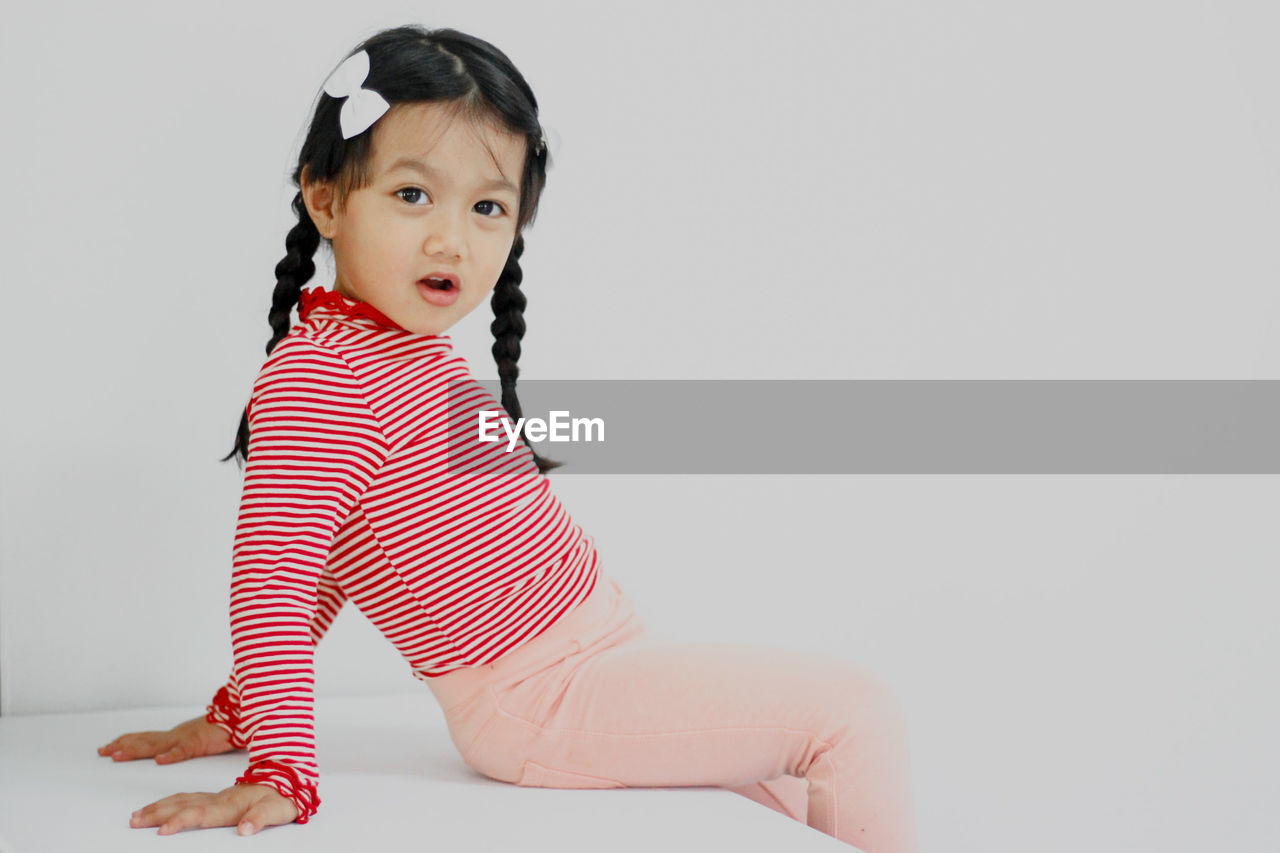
[443,380,1280,474]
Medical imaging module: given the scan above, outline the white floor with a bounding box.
[0,691,854,852]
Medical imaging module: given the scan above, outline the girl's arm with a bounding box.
[222,337,390,824]
[204,566,349,748]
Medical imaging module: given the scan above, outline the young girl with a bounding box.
[96,25,919,852]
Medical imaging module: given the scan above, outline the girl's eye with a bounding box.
[397,187,428,205]
[396,187,507,218]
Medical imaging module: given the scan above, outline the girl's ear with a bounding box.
[301,166,339,239]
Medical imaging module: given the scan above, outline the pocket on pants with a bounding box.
[516,759,626,789]
[492,645,582,727]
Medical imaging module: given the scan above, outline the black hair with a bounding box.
[221,24,563,473]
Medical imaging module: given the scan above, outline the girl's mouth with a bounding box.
[417,277,460,306]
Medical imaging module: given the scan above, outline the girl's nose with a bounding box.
[423,219,464,259]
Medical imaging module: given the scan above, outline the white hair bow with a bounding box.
[323,48,564,165]
[537,124,562,164]
[323,50,390,140]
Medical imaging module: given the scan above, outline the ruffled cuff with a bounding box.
[204,685,248,750]
[235,759,321,824]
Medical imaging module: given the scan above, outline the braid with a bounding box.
[220,191,322,466]
[491,232,564,474]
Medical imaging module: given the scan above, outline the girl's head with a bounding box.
[304,99,526,337]
[224,24,562,473]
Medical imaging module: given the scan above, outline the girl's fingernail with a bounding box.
[239,821,254,834]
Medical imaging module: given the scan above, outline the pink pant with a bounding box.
[425,572,919,853]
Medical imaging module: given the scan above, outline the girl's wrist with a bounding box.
[236,760,320,823]
[205,685,249,749]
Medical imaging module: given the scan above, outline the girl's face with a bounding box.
[303,101,526,335]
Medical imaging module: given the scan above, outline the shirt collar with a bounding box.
[297,286,405,330]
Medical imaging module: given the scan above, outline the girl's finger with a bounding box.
[130,793,198,828]
[237,809,261,835]
[155,743,188,763]
[113,737,137,752]
[237,797,292,835]
[157,801,223,835]
[121,733,178,760]
[100,734,144,754]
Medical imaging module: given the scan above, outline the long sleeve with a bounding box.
[224,338,390,824]
[205,566,349,748]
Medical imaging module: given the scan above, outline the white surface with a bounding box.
[0,691,852,852]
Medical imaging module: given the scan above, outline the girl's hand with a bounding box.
[98,715,235,764]
[129,783,299,835]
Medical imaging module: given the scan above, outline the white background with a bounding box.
[1,2,1277,851]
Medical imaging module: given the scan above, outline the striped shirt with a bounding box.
[204,285,600,823]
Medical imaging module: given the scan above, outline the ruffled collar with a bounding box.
[297,286,404,329]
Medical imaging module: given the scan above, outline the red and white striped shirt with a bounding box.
[204,286,600,823]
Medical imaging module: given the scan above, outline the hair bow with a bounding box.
[537,123,563,164]
[323,49,390,140]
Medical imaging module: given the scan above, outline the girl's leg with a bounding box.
[725,774,810,823]
[464,632,920,853]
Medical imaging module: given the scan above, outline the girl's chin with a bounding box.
[398,311,457,336]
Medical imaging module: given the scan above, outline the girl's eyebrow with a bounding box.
[387,156,518,197]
